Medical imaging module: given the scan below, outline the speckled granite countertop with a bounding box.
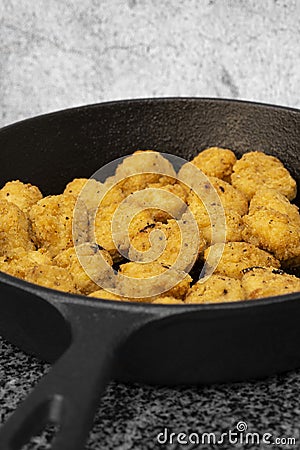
[1,336,300,450]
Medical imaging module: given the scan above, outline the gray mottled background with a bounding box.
[1,0,300,127]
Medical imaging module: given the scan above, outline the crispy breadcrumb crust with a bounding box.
[190,147,237,182]
[185,274,245,303]
[231,151,297,200]
[204,242,280,279]
[241,266,300,299]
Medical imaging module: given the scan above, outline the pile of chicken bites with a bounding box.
[1,147,300,305]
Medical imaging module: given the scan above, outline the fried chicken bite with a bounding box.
[231,151,297,200]
[187,191,244,244]
[0,199,34,257]
[88,289,123,300]
[106,150,177,196]
[249,188,300,226]
[118,261,192,299]
[29,194,88,257]
[189,147,237,182]
[24,264,76,293]
[127,218,204,272]
[185,177,247,245]
[0,180,43,214]
[91,202,123,261]
[187,177,247,220]
[65,178,125,210]
[89,288,184,304]
[242,266,300,299]
[141,181,188,221]
[185,274,245,303]
[151,297,185,304]
[54,243,113,295]
[204,242,280,279]
[0,249,52,279]
[242,208,300,261]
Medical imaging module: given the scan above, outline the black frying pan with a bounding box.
[0,98,300,450]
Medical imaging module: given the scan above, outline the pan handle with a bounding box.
[0,302,152,450]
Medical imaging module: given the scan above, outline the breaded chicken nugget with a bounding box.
[209,177,248,215]
[29,194,88,257]
[24,264,76,293]
[92,202,123,261]
[106,150,176,196]
[0,180,43,214]
[204,242,280,279]
[249,188,300,226]
[0,200,34,257]
[128,218,204,271]
[187,177,248,221]
[88,287,174,303]
[151,296,185,304]
[185,274,245,303]
[231,151,297,200]
[242,266,300,299]
[243,208,300,261]
[0,249,52,278]
[143,181,188,221]
[186,177,247,245]
[189,147,237,182]
[65,178,125,211]
[187,192,244,244]
[88,289,124,300]
[54,243,113,295]
[118,261,192,299]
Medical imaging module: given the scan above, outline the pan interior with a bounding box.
[0,99,299,202]
[0,99,300,378]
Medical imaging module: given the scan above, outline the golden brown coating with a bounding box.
[128,218,204,271]
[190,147,237,182]
[242,267,300,299]
[204,242,280,279]
[88,288,176,303]
[185,274,245,303]
[0,249,52,278]
[249,188,300,226]
[141,181,188,221]
[151,296,185,304]
[88,289,124,301]
[187,193,244,245]
[231,151,297,200]
[92,202,123,261]
[106,150,176,196]
[209,177,248,216]
[0,180,43,214]
[118,261,192,299]
[54,243,113,295]
[0,199,34,257]
[64,178,105,210]
[242,208,300,261]
[24,264,76,293]
[0,148,298,305]
[186,177,247,246]
[29,194,88,257]
[187,177,248,222]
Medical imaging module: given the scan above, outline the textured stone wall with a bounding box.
[1,0,300,126]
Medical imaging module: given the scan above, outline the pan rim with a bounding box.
[1,97,300,313]
[1,96,300,133]
[1,269,300,314]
